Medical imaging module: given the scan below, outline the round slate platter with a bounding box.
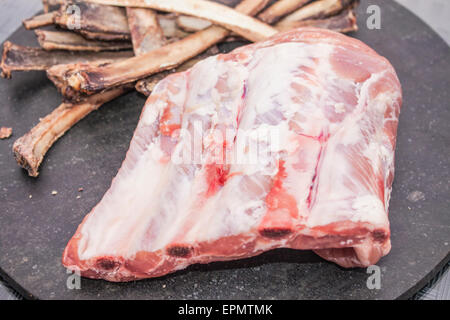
[0,0,449,300]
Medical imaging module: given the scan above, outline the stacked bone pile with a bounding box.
[1,0,360,177]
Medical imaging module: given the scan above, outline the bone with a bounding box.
[233,0,271,17]
[45,0,272,101]
[277,0,358,25]
[135,46,220,96]
[23,12,56,29]
[134,70,174,97]
[126,8,166,56]
[42,0,66,13]
[126,7,168,95]
[0,41,134,79]
[83,0,277,42]
[47,27,230,100]
[53,3,187,42]
[13,85,132,177]
[276,8,358,33]
[176,15,212,33]
[174,0,270,35]
[258,0,312,24]
[35,30,132,52]
[54,2,131,41]
[157,14,191,39]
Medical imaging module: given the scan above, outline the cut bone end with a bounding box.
[68,73,83,91]
[166,245,194,258]
[13,140,41,177]
[1,41,13,79]
[259,228,293,238]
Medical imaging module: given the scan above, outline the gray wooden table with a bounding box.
[0,0,449,300]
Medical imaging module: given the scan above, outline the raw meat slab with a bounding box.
[62,27,401,281]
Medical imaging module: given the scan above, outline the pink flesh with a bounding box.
[63,28,402,281]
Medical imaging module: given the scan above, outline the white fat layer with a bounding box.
[79,143,170,260]
[306,71,400,228]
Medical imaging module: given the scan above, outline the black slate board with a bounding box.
[0,0,449,300]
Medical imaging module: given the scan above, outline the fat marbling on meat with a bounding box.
[63,28,402,281]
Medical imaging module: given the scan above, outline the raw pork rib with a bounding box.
[63,28,402,281]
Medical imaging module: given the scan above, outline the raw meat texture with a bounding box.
[63,28,402,281]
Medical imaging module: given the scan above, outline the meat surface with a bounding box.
[63,28,402,281]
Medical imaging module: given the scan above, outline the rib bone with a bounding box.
[258,0,312,24]
[55,2,131,41]
[0,41,133,78]
[277,0,358,26]
[47,0,268,101]
[175,0,272,33]
[47,27,229,100]
[126,8,166,56]
[35,30,132,52]
[13,85,132,177]
[176,15,212,33]
[39,4,188,41]
[84,0,277,42]
[42,0,66,13]
[135,48,218,96]
[157,14,191,40]
[277,8,358,33]
[23,12,56,29]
